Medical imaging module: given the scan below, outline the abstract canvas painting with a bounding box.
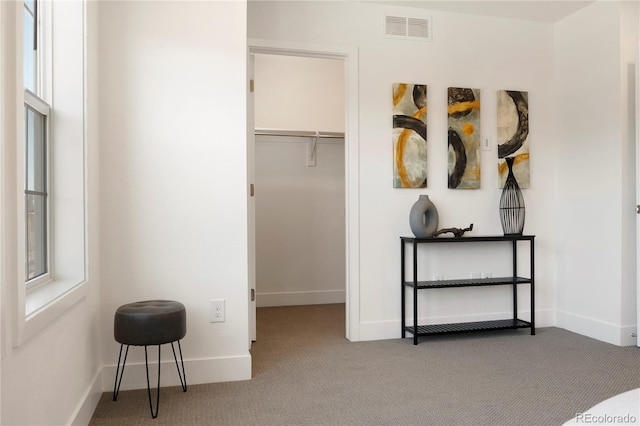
[447,87,480,189]
[393,83,427,188]
[498,90,529,188]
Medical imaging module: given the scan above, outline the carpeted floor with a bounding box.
[90,304,640,425]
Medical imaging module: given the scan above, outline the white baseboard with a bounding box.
[621,325,638,346]
[68,354,252,425]
[68,354,251,425]
[100,353,252,393]
[556,310,637,346]
[257,289,345,307]
[69,369,103,426]
[358,309,554,342]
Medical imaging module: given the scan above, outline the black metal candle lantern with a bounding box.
[499,157,525,235]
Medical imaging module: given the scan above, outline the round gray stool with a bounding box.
[112,300,187,418]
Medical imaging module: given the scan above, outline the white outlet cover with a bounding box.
[209,299,225,323]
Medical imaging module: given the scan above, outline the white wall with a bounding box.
[554,1,638,345]
[254,54,344,132]
[249,1,558,340]
[0,1,103,425]
[255,135,345,306]
[254,54,345,307]
[98,0,251,389]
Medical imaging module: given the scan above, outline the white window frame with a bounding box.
[23,0,52,289]
[14,0,89,346]
[23,0,37,93]
[24,89,52,289]
[23,0,52,288]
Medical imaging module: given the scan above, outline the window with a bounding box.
[23,0,51,288]
[23,0,37,93]
[14,0,88,344]
[24,91,49,283]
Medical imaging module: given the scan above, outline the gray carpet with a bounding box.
[90,304,640,425]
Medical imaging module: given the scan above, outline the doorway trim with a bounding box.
[248,38,360,341]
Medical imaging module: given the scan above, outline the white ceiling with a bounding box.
[367,0,596,22]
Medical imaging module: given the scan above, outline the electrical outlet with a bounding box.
[209,299,225,323]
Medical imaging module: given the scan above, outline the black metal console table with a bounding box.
[401,235,535,345]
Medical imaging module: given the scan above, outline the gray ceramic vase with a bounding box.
[409,195,439,238]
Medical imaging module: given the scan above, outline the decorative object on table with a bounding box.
[434,223,474,238]
[409,194,438,238]
[393,83,427,188]
[448,87,480,189]
[498,90,530,188]
[499,157,525,235]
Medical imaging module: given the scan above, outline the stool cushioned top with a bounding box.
[114,300,186,346]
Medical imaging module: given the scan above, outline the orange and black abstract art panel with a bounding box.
[498,90,530,188]
[448,87,481,189]
[393,83,427,188]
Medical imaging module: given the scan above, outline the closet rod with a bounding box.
[254,128,344,139]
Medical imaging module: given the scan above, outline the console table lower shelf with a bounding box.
[404,318,532,338]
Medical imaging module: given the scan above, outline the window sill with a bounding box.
[17,278,89,345]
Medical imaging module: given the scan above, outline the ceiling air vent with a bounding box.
[384,15,432,42]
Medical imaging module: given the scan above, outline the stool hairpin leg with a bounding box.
[144,345,161,419]
[113,344,129,401]
[171,340,187,392]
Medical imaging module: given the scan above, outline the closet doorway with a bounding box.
[252,53,346,338]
